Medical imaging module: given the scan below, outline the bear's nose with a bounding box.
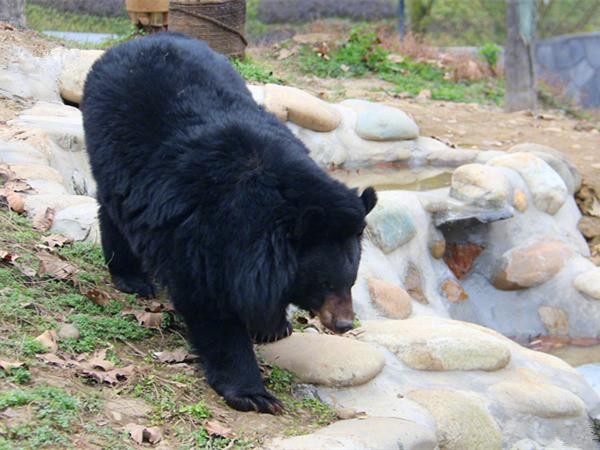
[334,319,354,333]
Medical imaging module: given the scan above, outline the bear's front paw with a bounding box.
[223,389,284,415]
[112,273,156,298]
[252,320,292,344]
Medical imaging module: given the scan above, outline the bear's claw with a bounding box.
[253,321,293,344]
[111,273,157,298]
[223,390,284,415]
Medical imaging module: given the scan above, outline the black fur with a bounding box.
[82,33,376,414]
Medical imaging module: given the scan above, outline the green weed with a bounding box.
[479,42,501,70]
[231,57,282,84]
[293,26,504,104]
[180,400,212,420]
[0,385,80,448]
[265,365,294,393]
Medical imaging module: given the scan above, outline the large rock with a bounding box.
[426,148,480,167]
[23,194,97,218]
[573,267,600,300]
[56,49,104,104]
[358,317,511,371]
[258,333,385,387]
[489,153,567,214]
[9,164,65,184]
[342,99,419,141]
[51,202,100,243]
[367,278,412,319]
[263,84,341,132]
[366,192,417,253]
[264,417,437,450]
[492,239,573,290]
[489,380,586,418]
[0,140,49,165]
[509,142,582,193]
[450,163,511,208]
[407,389,502,450]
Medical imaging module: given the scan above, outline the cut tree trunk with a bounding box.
[504,0,537,112]
[0,0,26,28]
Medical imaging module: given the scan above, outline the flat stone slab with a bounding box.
[407,389,502,450]
[264,417,437,450]
[258,333,385,387]
[358,317,511,371]
[489,380,586,418]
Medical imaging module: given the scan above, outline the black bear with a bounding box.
[82,33,377,414]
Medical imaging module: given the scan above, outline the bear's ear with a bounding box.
[294,206,325,241]
[361,187,377,214]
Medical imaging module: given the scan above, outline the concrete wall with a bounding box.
[536,32,600,108]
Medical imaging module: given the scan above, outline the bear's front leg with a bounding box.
[186,317,284,414]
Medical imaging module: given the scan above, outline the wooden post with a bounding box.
[504,0,537,112]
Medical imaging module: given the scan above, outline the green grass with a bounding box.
[231,57,282,84]
[26,4,132,34]
[0,385,82,449]
[292,26,504,104]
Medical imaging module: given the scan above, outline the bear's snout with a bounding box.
[316,291,354,334]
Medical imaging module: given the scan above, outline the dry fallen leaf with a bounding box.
[147,301,175,313]
[43,234,73,248]
[37,251,77,280]
[87,349,116,371]
[35,330,58,353]
[0,359,25,372]
[81,287,112,307]
[80,364,135,385]
[33,207,55,232]
[37,353,70,367]
[154,347,198,364]
[122,308,163,328]
[0,249,16,263]
[125,423,162,445]
[204,420,234,438]
[3,179,35,193]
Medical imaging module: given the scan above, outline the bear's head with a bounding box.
[290,187,377,333]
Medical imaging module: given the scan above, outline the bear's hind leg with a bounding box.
[184,314,283,414]
[99,205,156,298]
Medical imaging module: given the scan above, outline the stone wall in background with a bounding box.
[257,0,396,23]
[536,32,600,108]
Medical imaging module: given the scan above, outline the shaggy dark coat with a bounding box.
[82,32,376,413]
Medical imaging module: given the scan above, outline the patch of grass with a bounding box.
[266,365,295,393]
[293,26,504,104]
[63,313,151,353]
[0,385,80,448]
[231,57,282,84]
[180,400,212,420]
[298,398,337,425]
[26,4,132,34]
[192,427,251,450]
[132,374,179,424]
[21,338,47,356]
